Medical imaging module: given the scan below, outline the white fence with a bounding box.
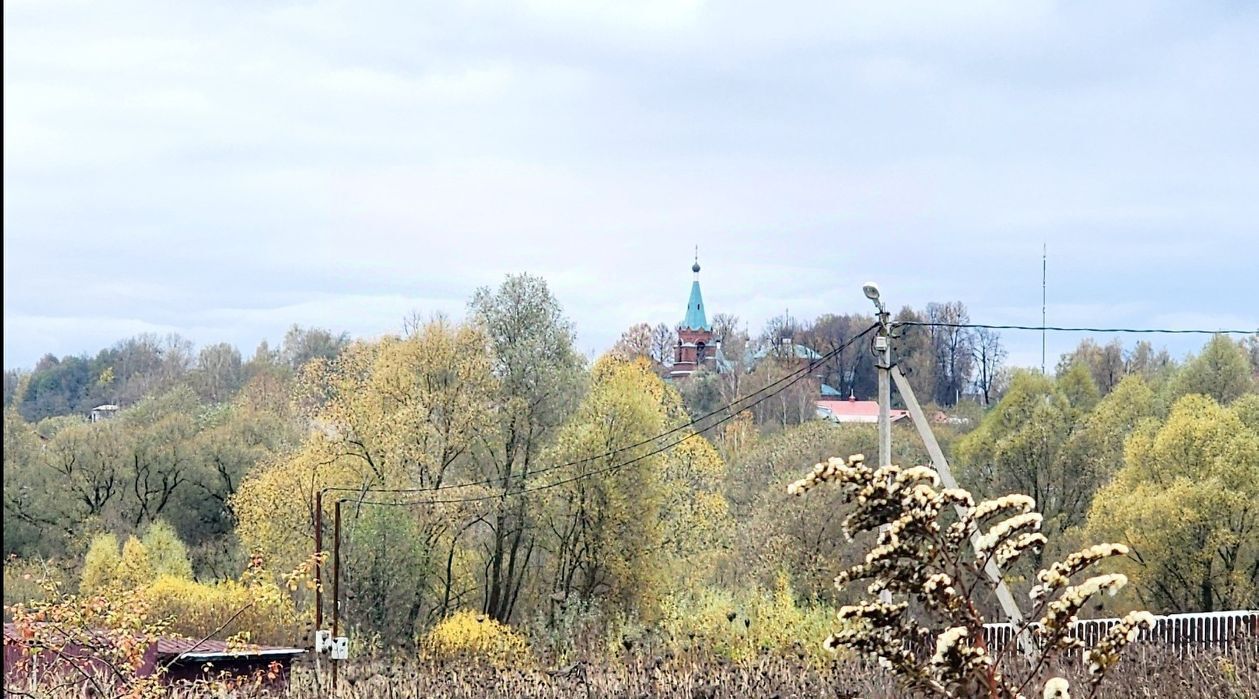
[983,609,1259,653]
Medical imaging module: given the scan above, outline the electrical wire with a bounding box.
[320,322,880,497]
[892,321,1257,335]
[333,324,879,509]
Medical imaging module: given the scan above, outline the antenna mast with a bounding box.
[1042,243,1047,374]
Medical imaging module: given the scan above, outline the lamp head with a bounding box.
[862,282,881,302]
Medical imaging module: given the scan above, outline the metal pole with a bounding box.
[314,489,323,635]
[332,499,342,692]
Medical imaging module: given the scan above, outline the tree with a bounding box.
[956,371,1077,558]
[609,323,654,362]
[4,369,27,408]
[234,319,499,640]
[726,420,928,600]
[117,536,155,589]
[891,307,936,408]
[800,313,878,399]
[1057,339,1126,395]
[540,356,728,614]
[469,273,583,622]
[1056,361,1101,414]
[1166,335,1255,405]
[971,327,1005,405]
[141,519,193,580]
[1086,395,1259,612]
[280,324,350,370]
[80,533,122,593]
[651,323,676,367]
[926,302,975,407]
[193,342,244,403]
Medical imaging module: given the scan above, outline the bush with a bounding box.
[657,574,838,663]
[423,609,530,666]
[142,575,304,646]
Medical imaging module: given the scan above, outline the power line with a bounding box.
[893,321,1256,335]
[334,325,879,509]
[321,323,880,497]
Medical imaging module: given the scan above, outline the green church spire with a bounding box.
[681,253,711,331]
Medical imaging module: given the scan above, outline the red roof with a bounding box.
[817,399,908,423]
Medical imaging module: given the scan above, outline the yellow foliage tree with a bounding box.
[80,532,121,593]
[543,356,731,616]
[233,319,498,643]
[141,519,193,580]
[117,536,155,590]
[1087,394,1259,612]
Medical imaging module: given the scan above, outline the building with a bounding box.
[816,394,908,424]
[89,404,120,422]
[669,260,721,380]
[3,623,305,692]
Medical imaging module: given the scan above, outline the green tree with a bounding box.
[1086,395,1259,612]
[1057,361,1101,414]
[1166,335,1255,405]
[956,371,1076,558]
[469,274,583,622]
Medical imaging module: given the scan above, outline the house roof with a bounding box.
[154,636,305,661]
[4,623,304,662]
[820,383,843,398]
[816,399,908,423]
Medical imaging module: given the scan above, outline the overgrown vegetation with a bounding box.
[4,273,1257,696]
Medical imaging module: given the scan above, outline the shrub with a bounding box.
[141,575,304,646]
[789,453,1157,698]
[657,575,838,663]
[423,609,530,666]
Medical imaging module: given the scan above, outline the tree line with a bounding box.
[4,274,1257,651]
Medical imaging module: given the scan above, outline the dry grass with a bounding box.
[283,644,1258,699]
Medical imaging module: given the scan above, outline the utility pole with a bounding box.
[862,282,1027,642]
[864,283,893,605]
[331,499,342,691]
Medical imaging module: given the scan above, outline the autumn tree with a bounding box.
[280,324,350,370]
[541,356,729,615]
[235,318,496,572]
[956,371,1080,562]
[1086,395,1259,612]
[1057,338,1126,395]
[1166,335,1256,405]
[469,274,583,622]
[971,327,1006,405]
[926,301,975,407]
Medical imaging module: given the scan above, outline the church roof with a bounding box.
[681,280,711,331]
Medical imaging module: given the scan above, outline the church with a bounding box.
[668,259,721,380]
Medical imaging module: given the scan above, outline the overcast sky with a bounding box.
[5,0,1258,372]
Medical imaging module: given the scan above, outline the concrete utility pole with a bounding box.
[862,282,1026,635]
[863,283,894,605]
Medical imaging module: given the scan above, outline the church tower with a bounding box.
[669,256,715,379]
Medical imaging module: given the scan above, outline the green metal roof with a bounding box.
[682,281,711,331]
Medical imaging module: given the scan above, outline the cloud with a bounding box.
[4,1,1258,370]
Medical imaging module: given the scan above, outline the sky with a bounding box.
[5,0,1258,372]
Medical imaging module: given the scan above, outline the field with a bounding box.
[281,646,1259,699]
